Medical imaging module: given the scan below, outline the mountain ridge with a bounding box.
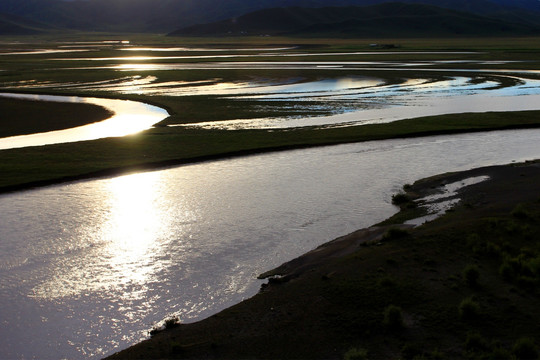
[0,0,539,34]
[169,3,540,37]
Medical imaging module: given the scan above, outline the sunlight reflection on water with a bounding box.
[1,129,539,359]
[0,93,169,149]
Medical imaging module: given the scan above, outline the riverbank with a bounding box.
[107,159,540,360]
[2,110,540,194]
[0,97,113,138]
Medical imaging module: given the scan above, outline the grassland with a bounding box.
[1,36,540,192]
[0,97,113,137]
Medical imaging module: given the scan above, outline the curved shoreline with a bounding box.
[106,159,540,360]
[0,92,170,150]
[0,97,114,138]
[1,120,539,195]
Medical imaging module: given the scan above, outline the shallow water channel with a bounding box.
[0,93,169,150]
[0,129,539,359]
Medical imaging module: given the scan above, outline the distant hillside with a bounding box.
[0,12,51,35]
[0,0,539,33]
[169,3,540,37]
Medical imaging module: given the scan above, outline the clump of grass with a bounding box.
[459,297,481,321]
[165,316,181,329]
[170,341,185,355]
[512,337,538,360]
[149,316,181,336]
[511,203,531,219]
[383,304,404,330]
[401,343,421,360]
[383,227,410,241]
[464,332,489,353]
[377,276,397,287]
[343,347,368,360]
[392,192,411,205]
[489,346,513,360]
[463,264,480,288]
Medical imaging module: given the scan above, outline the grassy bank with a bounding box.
[0,97,113,137]
[1,35,540,192]
[107,160,540,360]
[1,110,540,192]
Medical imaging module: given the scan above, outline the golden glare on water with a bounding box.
[31,171,169,300]
[0,94,169,150]
[105,172,163,255]
[102,172,167,291]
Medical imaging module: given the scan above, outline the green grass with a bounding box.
[2,109,540,192]
[1,34,539,193]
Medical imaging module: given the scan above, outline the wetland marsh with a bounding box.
[1,36,540,359]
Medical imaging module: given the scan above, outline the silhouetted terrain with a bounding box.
[169,3,540,37]
[0,0,540,33]
[0,12,52,34]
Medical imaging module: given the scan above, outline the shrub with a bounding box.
[489,347,512,360]
[512,204,531,219]
[392,192,411,205]
[401,343,421,360]
[377,276,397,287]
[464,332,488,352]
[383,304,404,330]
[429,348,445,359]
[383,227,410,241]
[459,297,480,321]
[344,347,368,360]
[512,337,538,360]
[463,264,480,287]
[525,256,540,277]
[165,316,181,329]
[170,341,184,355]
[150,316,181,336]
[499,261,515,281]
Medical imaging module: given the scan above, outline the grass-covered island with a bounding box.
[106,159,540,360]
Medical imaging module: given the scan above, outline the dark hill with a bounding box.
[169,3,540,37]
[0,12,51,34]
[1,0,540,33]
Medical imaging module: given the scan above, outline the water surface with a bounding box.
[0,129,539,359]
[0,93,169,149]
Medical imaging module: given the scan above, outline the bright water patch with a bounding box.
[0,93,169,149]
[405,176,491,226]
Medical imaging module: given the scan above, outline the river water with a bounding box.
[1,128,539,359]
[2,43,540,358]
[0,93,169,150]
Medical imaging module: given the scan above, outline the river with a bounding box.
[0,93,169,150]
[0,128,539,359]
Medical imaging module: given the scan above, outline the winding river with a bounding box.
[1,128,540,359]
[0,93,169,150]
[2,45,540,359]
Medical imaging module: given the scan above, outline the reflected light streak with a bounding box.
[0,93,169,150]
[102,172,166,291]
[31,171,169,300]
